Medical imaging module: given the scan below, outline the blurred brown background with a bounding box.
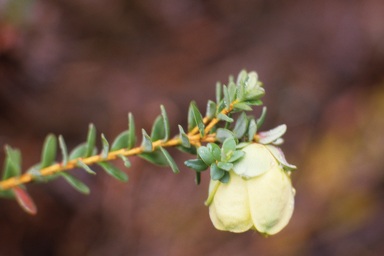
[1,0,384,255]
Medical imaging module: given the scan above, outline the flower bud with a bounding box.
[207,143,295,235]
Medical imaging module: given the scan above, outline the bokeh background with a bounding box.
[1,0,384,255]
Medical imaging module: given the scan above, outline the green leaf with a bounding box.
[184,159,209,172]
[245,87,265,100]
[101,133,109,159]
[245,99,263,106]
[128,112,136,149]
[207,143,221,162]
[228,81,237,103]
[197,146,216,166]
[215,128,236,143]
[3,145,22,180]
[118,154,131,168]
[227,151,245,163]
[191,102,205,137]
[13,186,37,215]
[257,106,267,129]
[217,162,233,171]
[188,102,197,132]
[160,105,170,142]
[111,130,129,151]
[236,142,251,149]
[236,80,245,102]
[85,123,96,157]
[233,112,249,139]
[40,134,57,169]
[178,125,190,148]
[223,85,230,109]
[77,159,96,175]
[159,146,179,173]
[222,137,236,154]
[210,163,224,180]
[69,143,87,160]
[248,119,257,142]
[233,102,252,111]
[176,145,197,155]
[98,161,128,182]
[219,171,230,183]
[60,172,90,194]
[151,115,165,142]
[139,149,169,166]
[206,100,217,119]
[216,99,226,115]
[58,135,68,167]
[258,124,287,144]
[141,129,153,152]
[236,69,247,85]
[217,113,234,123]
[216,82,221,104]
[195,171,201,185]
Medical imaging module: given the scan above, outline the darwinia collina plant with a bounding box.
[0,70,297,236]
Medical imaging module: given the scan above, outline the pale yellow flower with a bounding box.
[207,143,295,235]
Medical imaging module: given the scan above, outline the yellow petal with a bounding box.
[247,166,294,235]
[210,171,253,232]
[233,143,278,179]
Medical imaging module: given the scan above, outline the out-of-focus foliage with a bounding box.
[1,0,384,255]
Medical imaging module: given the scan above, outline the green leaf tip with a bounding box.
[141,129,153,152]
[178,125,190,148]
[58,135,68,167]
[98,162,128,182]
[77,159,96,175]
[41,134,57,169]
[86,123,97,157]
[101,133,109,159]
[159,146,179,173]
[128,112,136,149]
[60,172,90,194]
[160,105,170,142]
[191,102,205,137]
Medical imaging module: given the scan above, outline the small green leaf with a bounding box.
[215,128,236,143]
[191,102,205,137]
[248,119,257,142]
[13,186,37,215]
[223,85,230,109]
[3,145,21,179]
[69,143,87,160]
[141,129,153,152]
[258,124,287,144]
[151,115,165,142]
[245,87,265,100]
[176,145,197,155]
[227,151,245,163]
[85,123,96,157]
[210,163,225,180]
[159,146,179,173]
[236,142,251,149]
[184,159,209,172]
[222,137,236,153]
[197,146,216,166]
[118,154,131,168]
[257,106,267,129]
[98,162,128,182]
[233,102,252,111]
[195,171,201,185]
[233,112,249,139]
[40,134,57,169]
[219,171,230,183]
[228,81,237,103]
[178,125,190,148]
[216,99,226,115]
[77,159,96,175]
[58,135,68,167]
[266,145,297,170]
[160,105,170,142]
[111,130,129,151]
[236,69,247,85]
[236,81,245,102]
[217,162,233,171]
[128,112,136,149]
[188,102,197,132]
[245,99,263,106]
[208,143,221,162]
[101,133,109,159]
[217,113,234,123]
[60,172,90,194]
[139,150,169,166]
[216,82,221,104]
[206,100,217,119]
